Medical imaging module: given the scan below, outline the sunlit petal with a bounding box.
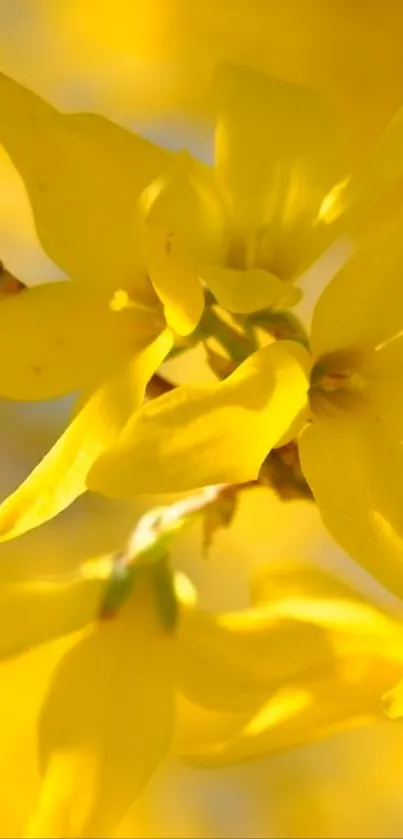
[88,340,310,496]
[299,417,403,599]
[0,72,169,287]
[0,331,172,542]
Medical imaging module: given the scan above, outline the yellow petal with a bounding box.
[311,213,403,356]
[0,330,172,542]
[0,631,80,836]
[0,280,153,400]
[140,157,213,335]
[383,676,403,720]
[322,103,403,234]
[299,417,403,599]
[88,340,310,496]
[251,559,373,608]
[200,266,289,313]
[176,604,334,714]
[0,72,169,287]
[146,227,204,336]
[25,586,174,838]
[214,64,344,278]
[181,683,380,767]
[0,559,109,661]
[370,335,403,442]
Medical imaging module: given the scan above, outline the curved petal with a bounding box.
[180,593,403,766]
[0,281,154,400]
[145,227,204,336]
[251,559,374,608]
[88,340,310,496]
[0,330,172,542]
[176,605,334,714]
[180,682,380,768]
[200,266,290,314]
[320,102,403,236]
[0,73,169,287]
[139,157,223,335]
[311,212,403,356]
[299,417,403,599]
[214,64,345,278]
[370,335,403,441]
[25,587,174,838]
[0,558,110,661]
[0,631,80,836]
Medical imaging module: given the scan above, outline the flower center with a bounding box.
[308,347,373,418]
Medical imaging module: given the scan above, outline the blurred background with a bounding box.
[1,2,403,836]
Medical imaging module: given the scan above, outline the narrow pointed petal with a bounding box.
[214,64,344,277]
[0,330,172,542]
[88,340,310,496]
[200,266,290,314]
[311,212,403,356]
[25,588,174,838]
[299,417,403,599]
[0,73,169,287]
[0,280,149,400]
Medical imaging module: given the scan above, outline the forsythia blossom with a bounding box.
[1,58,403,839]
[91,214,403,600]
[0,65,402,545]
[0,534,401,837]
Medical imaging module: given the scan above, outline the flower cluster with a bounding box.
[1,62,403,836]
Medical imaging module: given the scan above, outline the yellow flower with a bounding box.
[0,65,402,547]
[0,65,326,543]
[0,538,400,838]
[0,71,196,540]
[139,64,345,315]
[176,559,403,768]
[90,211,403,598]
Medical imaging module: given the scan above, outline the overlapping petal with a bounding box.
[178,562,403,767]
[0,330,172,542]
[299,417,403,599]
[88,339,310,496]
[0,72,169,287]
[319,102,403,236]
[176,604,334,714]
[199,266,293,314]
[180,682,380,768]
[310,212,403,356]
[144,227,204,336]
[24,586,174,839]
[214,64,344,277]
[0,280,153,400]
[0,559,110,661]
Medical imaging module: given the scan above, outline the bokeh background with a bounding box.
[1,2,403,836]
